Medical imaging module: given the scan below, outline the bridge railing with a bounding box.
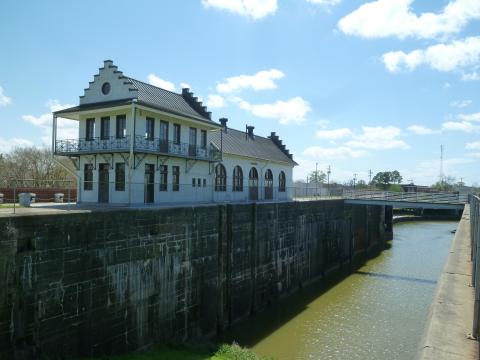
[343,189,468,205]
[470,194,480,339]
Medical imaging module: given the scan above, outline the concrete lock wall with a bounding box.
[0,201,390,359]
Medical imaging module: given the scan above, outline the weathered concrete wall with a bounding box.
[0,201,389,359]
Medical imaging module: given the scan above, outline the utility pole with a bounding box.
[440,145,444,189]
[353,173,357,190]
[368,169,372,184]
[315,162,318,197]
[327,165,331,197]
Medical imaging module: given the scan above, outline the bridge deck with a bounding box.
[344,190,467,210]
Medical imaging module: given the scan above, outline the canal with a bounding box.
[220,221,457,360]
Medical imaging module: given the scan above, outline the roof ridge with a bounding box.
[124,76,184,97]
[223,127,271,141]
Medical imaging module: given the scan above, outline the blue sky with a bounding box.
[0,0,479,185]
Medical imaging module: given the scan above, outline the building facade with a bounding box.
[53,60,296,204]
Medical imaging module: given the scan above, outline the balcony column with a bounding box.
[128,101,136,205]
[51,115,57,154]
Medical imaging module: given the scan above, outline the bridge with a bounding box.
[343,190,468,210]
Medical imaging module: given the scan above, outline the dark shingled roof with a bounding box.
[124,77,214,123]
[211,128,297,165]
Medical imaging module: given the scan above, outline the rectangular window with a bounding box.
[146,117,155,140]
[200,130,207,149]
[116,115,126,139]
[86,118,95,140]
[197,178,201,187]
[115,163,125,191]
[160,120,169,152]
[84,164,93,190]
[189,127,197,157]
[192,178,196,187]
[101,117,110,140]
[173,124,181,144]
[203,179,206,187]
[172,166,180,191]
[159,165,168,191]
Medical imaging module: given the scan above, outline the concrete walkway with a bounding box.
[416,205,479,359]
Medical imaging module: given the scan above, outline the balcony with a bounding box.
[55,135,221,161]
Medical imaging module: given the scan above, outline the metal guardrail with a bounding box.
[55,136,222,161]
[470,194,480,339]
[343,189,468,205]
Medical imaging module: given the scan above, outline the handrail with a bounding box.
[343,189,469,205]
[55,136,221,161]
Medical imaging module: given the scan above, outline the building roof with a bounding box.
[54,60,215,125]
[124,77,213,123]
[211,128,297,166]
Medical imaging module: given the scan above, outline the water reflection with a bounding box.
[219,221,456,360]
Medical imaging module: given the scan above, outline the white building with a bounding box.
[53,60,297,205]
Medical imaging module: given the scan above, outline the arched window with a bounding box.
[233,166,243,191]
[279,171,286,192]
[249,167,258,201]
[215,164,226,191]
[264,169,273,200]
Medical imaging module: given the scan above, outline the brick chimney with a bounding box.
[219,118,228,132]
[246,125,255,139]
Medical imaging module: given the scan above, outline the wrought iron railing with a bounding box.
[55,135,221,161]
[343,189,469,204]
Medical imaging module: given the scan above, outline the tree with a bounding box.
[307,170,326,184]
[371,170,403,189]
[432,175,456,191]
[390,170,402,184]
[0,146,75,186]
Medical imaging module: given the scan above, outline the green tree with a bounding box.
[307,170,326,184]
[371,170,403,189]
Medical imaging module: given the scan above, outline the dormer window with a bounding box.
[101,82,111,95]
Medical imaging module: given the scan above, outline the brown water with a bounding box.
[221,221,456,360]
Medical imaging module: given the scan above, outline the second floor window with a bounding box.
[146,117,154,140]
[116,115,126,139]
[173,124,181,144]
[172,166,180,191]
[159,165,167,191]
[101,117,110,140]
[201,130,207,149]
[86,118,95,140]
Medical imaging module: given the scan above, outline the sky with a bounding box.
[0,0,479,186]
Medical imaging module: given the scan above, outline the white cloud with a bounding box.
[466,141,480,149]
[407,125,440,135]
[306,0,341,7]
[467,152,480,158]
[0,138,34,153]
[303,146,368,159]
[450,99,472,108]
[206,94,226,108]
[315,128,352,140]
[410,157,474,184]
[462,71,480,80]
[233,96,311,125]
[346,126,410,150]
[202,0,277,20]
[0,86,12,106]
[180,82,191,89]
[23,100,78,145]
[147,74,176,92]
[458,112,480,122]
[217,69,284,93]
[441,120,478,132]
[338,0,480,40]
[382,36,480,73]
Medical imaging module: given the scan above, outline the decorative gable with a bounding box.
[80,60,138,105]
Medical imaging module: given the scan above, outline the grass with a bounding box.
[72,343,270,360]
